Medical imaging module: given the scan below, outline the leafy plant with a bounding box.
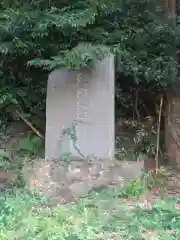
[0,186,179,239]
[0,0,179,126]
[119,179,145,197]
[60,152,72,164]
[16,134,43,156]
[133,124,164,159]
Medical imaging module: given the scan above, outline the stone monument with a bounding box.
[45,57,114,160]
[22,56,144,203]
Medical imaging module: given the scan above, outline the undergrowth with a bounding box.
[0,134,43,172]
[0,132,179,239]
[0,186,179,240]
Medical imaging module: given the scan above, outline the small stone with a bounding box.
[66,168,82,181]
[54,187,74,203]
[71,168,81,174]
[69,160,86,170]
[89,164,101,177]
[69,182,92,197]
[99,170,103,176]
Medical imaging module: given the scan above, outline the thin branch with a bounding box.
[134,89,140,126]
[138,98,149,116]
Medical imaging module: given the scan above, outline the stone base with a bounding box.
[22,158,144,203]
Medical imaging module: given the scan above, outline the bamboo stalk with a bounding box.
[16,110,44,139]
[155,95,163,173]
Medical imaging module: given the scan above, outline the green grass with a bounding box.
[0,187,179,240]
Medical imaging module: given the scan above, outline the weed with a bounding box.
[16,134,43,156]
[119,179,145,197]
[0,135,43,172]
[61,152,72,163]
[116,169,170,198]
[0,187,179,240]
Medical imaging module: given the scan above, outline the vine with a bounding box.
[62,122,85,159]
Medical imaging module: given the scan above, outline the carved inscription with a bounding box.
[76,72,89,122]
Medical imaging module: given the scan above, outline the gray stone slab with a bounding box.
[45,57,115,160]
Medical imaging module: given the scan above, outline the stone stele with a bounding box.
[45,57,114,160]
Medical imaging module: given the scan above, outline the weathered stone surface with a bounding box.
[45,56,114,160]
[22,158,144,203]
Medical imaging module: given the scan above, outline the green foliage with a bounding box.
[0,0,179,128]
[0,187,179,239]
[134,127,158,157]
[0,0,179,83]
[0,134,43,173]
[119,179,145,197]
[116,175,150,198]
[60,152,72,163]
[113,169,170,198]
[16,134,43,156]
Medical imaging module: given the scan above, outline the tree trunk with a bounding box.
[165,91,180,164]
[164,0,178,164]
